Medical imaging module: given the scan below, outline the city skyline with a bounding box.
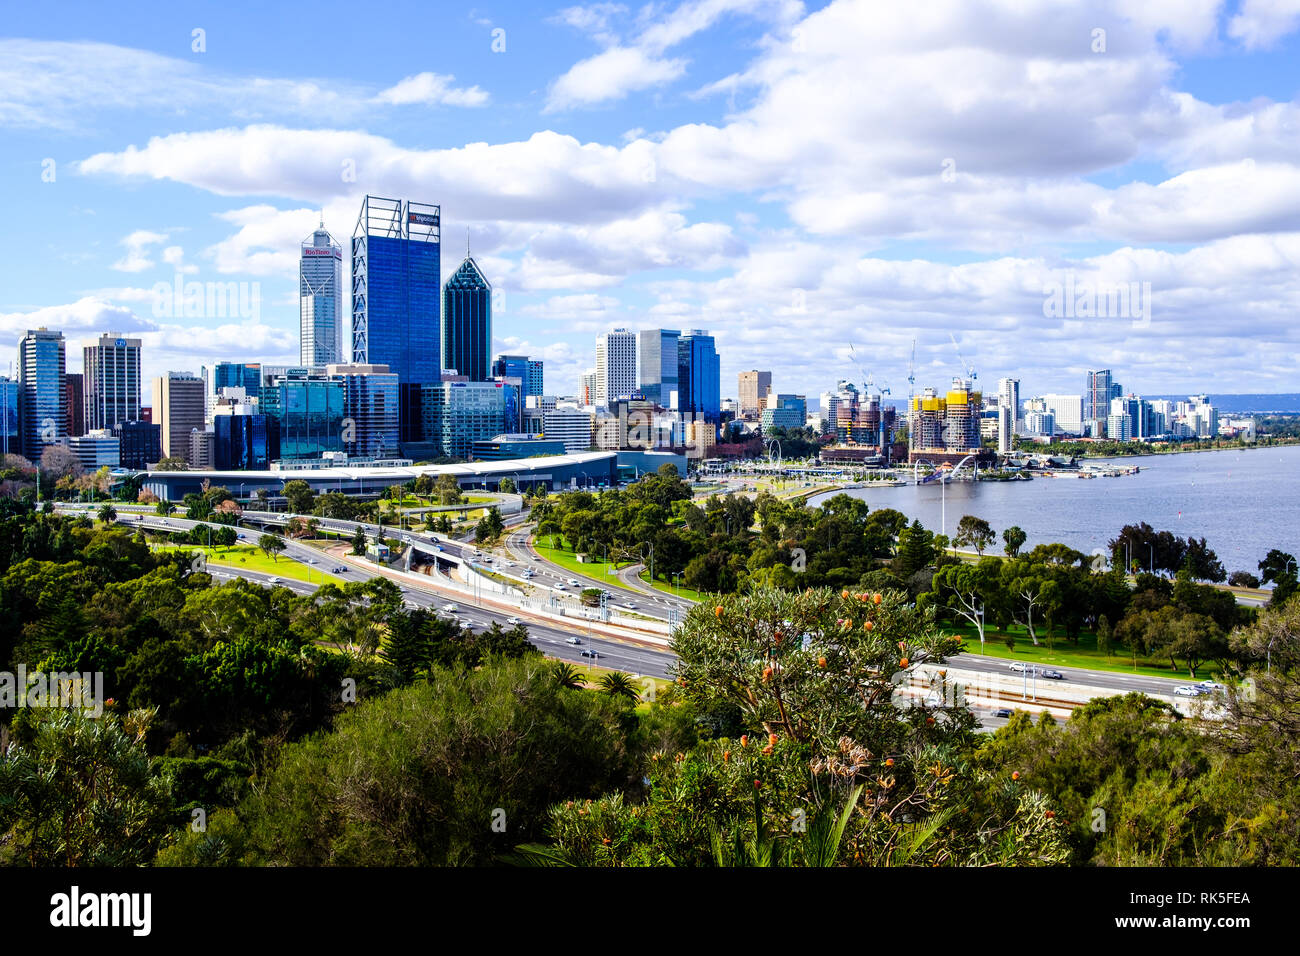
[3,1,1300,404]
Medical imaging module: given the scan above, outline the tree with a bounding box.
[258,533,286,563]
[155,499,176,517]
[40,444,84,483]
[891,520,935,582]
[97,503,118,526]
[351,524,367,555]
[475,506,505,546]
[435,474,462,506]
[283,480,314,515]
[1002,525,1027,557]
[1259,549,1298,607]
[1181,537,1226,583]
[1001,560,1058,645]
[954,515,995,556]
[929,559,1000,648]
[551,662,586,690]
[1228,570,1260,589]
[498,477,517,494]
[596,672,640,702]
[154,456,187,471]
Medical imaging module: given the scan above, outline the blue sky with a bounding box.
[2,0,1299,405]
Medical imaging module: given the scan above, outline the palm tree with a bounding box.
[97,503,117,526]
[597,671,640,701]
[551,661,586,690]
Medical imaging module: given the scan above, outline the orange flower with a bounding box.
[753,779,763,789]
[926,716,935,726]
[768,733,778,747]
[885,758,895,767]
[818,656,827,668]
[762,666,773,682]
[864,620,874,631]
[872,593,882,605]
[715,605,724,617]
[740,734,749,747]
[723,750,731,762]
[841,589,850,599]
[899,657,909,668]
[1045,810,1055,819]
[1012,771,1020,780]
[761,745,773,755]
[602,837,611,845]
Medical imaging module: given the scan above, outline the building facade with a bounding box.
[595,329,638,408]
[638,329,680,408]
[153,372,206,464]
[677,330,721,425]
[443,256,491,381]
[17,328,66,460]
[83,334,142,433]
[328,363,400,460]
[351,195,441,446]
[300,224,345,366]
[0,377,19,458]
[65,372,85,438]
[114,421,162,469]
[738,370,772,420]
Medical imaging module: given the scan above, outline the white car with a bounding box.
[623,602,638,610]
[553,583,566,590]
[442,603,459,613]
[1008,661,1030,673]
[506,617,521,626]
[566,636,582,645]
[567,578,580,586]
[1198,681,1227,693]
[267,576,281,584]
[1173,685,1203,698]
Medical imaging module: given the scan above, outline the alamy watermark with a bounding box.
[0,666,105,717]
[151,273,261,321]
[1043,271,1151,328]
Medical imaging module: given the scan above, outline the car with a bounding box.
[993,708,1014,718]
[1040,669,1065,680]
[1198,681,1227,692]
[567,578,580,586]
[442,603,459,613]
[623,602,638,610]
[267,576,280,584]
[580,649,600,659]
[434,544,444,552]
[532,555,541,561]
[1008,661,1029,673]
[506,617,521,626]
[553,583,566,590]
[1173,685,1203,697]
[404,601,420,610]
[237,533,246,539]
[566,636,582,645]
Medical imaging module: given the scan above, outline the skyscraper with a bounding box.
[300,222,344,366]
[996,377,1020,434]
[492,355,543,401]
[738,370,771,419]
[677,330,721,424]
[1085,369,1121,436]
[83,334,142,432]
[0,377,20,458]
[153,372,206,464]
[351,195,441,446]
[443,254,491,381]
[65,372,84,438]
[637,329,680,408]
[17,328,66,459]
[595,329,637,408]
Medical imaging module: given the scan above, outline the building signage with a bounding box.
[408,211,439,226]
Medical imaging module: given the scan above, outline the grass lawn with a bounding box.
[943,621,1223,681]
[533,537,627,583]
[152,544,320,584]
[638,572,709,603]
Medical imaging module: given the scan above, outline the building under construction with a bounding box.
[908,378,992,465]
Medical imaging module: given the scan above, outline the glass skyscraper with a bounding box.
[263,374,344,461]
[351,195,440,446]
[0,377,20,458]
[443,255,491,381]
[493,355,543,401]
[678,330,721,424]
[638,329,680,408]
[17,328,66,459]
[300,223,344,366]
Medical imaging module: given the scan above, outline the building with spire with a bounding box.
[443,242,492,382]
[300,218,344,366]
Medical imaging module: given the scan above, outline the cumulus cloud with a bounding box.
[1228,0,1300,50]
[111,230,169,273]
[374,72,490,107]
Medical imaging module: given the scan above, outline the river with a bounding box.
[806,445,1300,575]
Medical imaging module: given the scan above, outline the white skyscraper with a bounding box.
[595,329,637,408]
[1041,393,1083,434]
[997,403,1013,454]
[997,377,1020,433]
[300,221,344,366]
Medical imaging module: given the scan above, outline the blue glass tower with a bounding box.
[444,255,491,381]
[677,330,721,424]
[352,196,440,446]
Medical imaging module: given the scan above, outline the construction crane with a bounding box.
[848,343,876,394]
[948,332,977,383]
[907,338,916,402]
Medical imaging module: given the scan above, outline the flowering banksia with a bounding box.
[769,733,778,747]
[873,593,882,605]
[818,656,827,667]
[841,589,850,599]
[885,757,895,767]
[1012,771,1020,780]
[864,620,874,631]
[715,605,723,617]
[740,734,749,747]
[723,750,731,762]
[762,666,773,682]
[899,657,909,667]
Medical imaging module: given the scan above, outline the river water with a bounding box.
[807,445,1300,575]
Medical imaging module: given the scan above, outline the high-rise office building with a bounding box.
[760,394,806,431]
[262,370,344,462]
[1039,393,1083,435]
[213,400,270,471]
[1085,369,1122,436]
[328,363,400,460]
[443,254,491,381]
[738,370,772,420]
[114,421,162,469]
[637,329,680,408]
[595,329,638,408]
[153,372,206,464]
[579,369,597,406]
[677,330,721,424]
[300,222,345,366]
[83,334,142,432]
[492,355,543,402]
[437,380,515,460]
[0,377,20,458]
[351,195,441,446]
[65,372,85,438]
[17,328,66,459]
[997,404,1013,454]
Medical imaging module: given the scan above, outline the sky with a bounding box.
[1,0,1299,406]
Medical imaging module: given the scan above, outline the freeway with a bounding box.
[56,504,1212,718]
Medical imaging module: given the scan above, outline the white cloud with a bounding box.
[111,230,169,273]
[1228,0,1300,50]
[373,72,490,107]
[547,47,688,111]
